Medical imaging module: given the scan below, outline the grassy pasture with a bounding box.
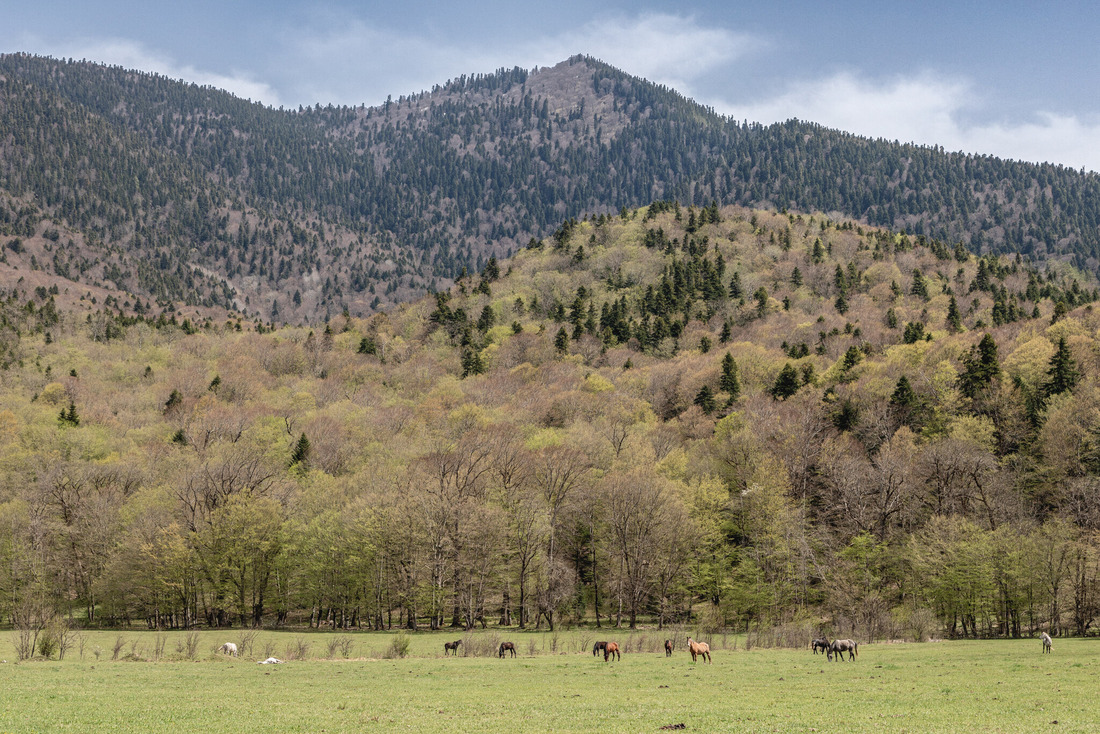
[0,630,1095,733]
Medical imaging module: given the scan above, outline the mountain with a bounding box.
[1,200,1098,636]
[1,53,1099,323]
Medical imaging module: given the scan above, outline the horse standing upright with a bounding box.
[499,641,517,658]
[811,638,829,655]
[686,637,711,663]
[444,640,462,656]
[664,639,673,657]
[1041,632,1053,653]
[593,641,608,657]
[603,642,620,662]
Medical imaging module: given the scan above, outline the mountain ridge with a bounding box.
[0,53,1098,324]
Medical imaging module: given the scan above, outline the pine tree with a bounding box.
[910,269,929,300]
[957,334,1000,398]
[554,327,570,354]
[946,295,963,333]
[770,363,801,400]
[719,352,741,400]
[290,433,311,467]
[1045,337,1080,397]
[694,385,717,415]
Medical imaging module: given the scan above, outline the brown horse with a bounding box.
[603,642,620,662]
[665,639,673,657]
[499,641,517,658]
[593,641,608,657]
[686,637,711,663]
[444,639,462,656]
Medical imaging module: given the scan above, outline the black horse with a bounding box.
[811,638,830,655]
[499,641,517,658]
[444,639,462,656]
[593,641,608,657]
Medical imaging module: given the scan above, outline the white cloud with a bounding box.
[13,34,282,106]
[716,72,1100,172]
[276,12,756,107]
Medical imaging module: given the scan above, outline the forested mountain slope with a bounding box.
[1,54,1099,324]
[2,203,1100,639]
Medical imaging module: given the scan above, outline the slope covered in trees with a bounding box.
[1,54,1099,324]
[3,203,1100,640]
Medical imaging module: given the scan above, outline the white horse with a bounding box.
[1041,632,1052,654]
[217,642,239,657]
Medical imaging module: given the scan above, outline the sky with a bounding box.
[5,0,1100,171]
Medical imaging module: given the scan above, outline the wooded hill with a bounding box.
[2,202,1100,640]
[2,54,1100,324]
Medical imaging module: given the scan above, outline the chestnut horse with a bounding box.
[499,641,517,658]
[686,637,711,663]
[444,639,462,656]
[665,639,673,657]
[593,641,608,657]
[603,642,620,662]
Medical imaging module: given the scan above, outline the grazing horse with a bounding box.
[811,638,830,655]
[217,642,238,657]
[686,637,711,663]
[665,639,673,657]
[829,639,858,661]
[603,642,620,662]
[593,641,608,657]
[1041,632,1052,653]
[499,641,517,658]
[444,640,462,656]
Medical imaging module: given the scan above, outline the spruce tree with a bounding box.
[290,433,311,467]
[719,352,741,400]
[770,363,801,400]
[1045,337,1080,397]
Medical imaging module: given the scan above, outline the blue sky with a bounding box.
[6,1,1100,170]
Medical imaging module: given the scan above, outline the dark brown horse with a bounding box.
[593,641,608,657]
[499,641,517,658]
[811,637,830,655]
[444,639,462,656]
[603,642,620,662]
[665,639,673,657]
[686,637,711,663]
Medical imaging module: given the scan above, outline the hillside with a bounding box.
[2,202,1100,639]
[1,54,1099,323]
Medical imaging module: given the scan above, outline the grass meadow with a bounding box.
[0,629,1095,732]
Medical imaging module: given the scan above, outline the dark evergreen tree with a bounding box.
[770,363,801,400]
[1045,337,1080,397]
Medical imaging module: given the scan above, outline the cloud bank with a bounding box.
[716,72,1100,172]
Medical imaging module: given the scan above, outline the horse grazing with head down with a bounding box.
[603,642,620,662]
[811,638,830,655]
[1041,632,1052,653]
[444,639,462,656]
[829,639,858,661]
[499,641,517,658]
[665,639,673,657]
[593,641,608,657]
[217,642,238,657]
[686,637,711,663]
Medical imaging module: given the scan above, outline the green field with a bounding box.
[0,630,1093,733]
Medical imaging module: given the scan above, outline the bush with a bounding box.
[384,632,410,659]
